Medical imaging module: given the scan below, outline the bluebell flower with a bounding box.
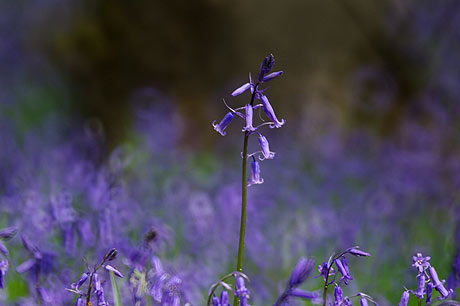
[257,133,275,160]
[262,71,284,82]
[232,83,252,97]
[212,296,221,306]
[220,290,230,306]
[0,241,8,257]
[288,257,315,288]
[343,297,353,306]
[412,253,431,273]
[258,54,275,82]
[213,112,235,136]
[427,266,453,300]
[426,282,433,304]
[75,297,84,306]
[242,104,256,132]
[358,294,368,306]
[248,158,264,187]
[346,247,371,257]
[94,272,102,291]
[316,262,335,281]
[96,286,108,306]
[333,286,344,306]
[398,291,410,306]
[335,258,352,285]
[259,95,285,128]
[234,276,250,306]
[0,227,17,240]
[410,273,426,299]
[0,260,8,289]
[71,272,89,292]
[289,288,320,299]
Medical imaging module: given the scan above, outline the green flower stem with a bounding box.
[110,271,122,306]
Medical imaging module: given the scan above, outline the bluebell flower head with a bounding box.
[0,241,8,257]
[288,257,315,288]
[257,133,275,160]
[258,54,275,82]
[242,104,256,132]
[235,276,250,303]
[94,272,102,291]
[248,158,264,187]
[75,297,84,306]
[346,247,371,257]
[71,272,89,291]
[213,112,235,136]
[289,288,320,299]
[103,248,117,262]
[358,294,368,306]
[259,95,285,129]
[412,253,431,273]
[212,296,221,306]
[344,297,353,306]
[96,285,108,306]
[398,291,410,306]
[333,286,344,306]
[427,266,453,300]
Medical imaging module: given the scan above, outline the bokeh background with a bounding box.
[1,0,460,305]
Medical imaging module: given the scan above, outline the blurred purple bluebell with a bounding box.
[288,257,315,288]
[426,282,433,304]
[398,291,410,306]
[333,286,344,306]
[0,260,7,289]
[235,276,250,306]
[0,226,17,240]
[105,264,123,278]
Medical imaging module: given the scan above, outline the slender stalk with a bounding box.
[233,84,259,306]
[110,271,122,306]
[86,272,94,306]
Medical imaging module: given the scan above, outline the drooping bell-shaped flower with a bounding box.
[0,260,8,289]
[289,288,320,299]
[427,266,453,300]
[213,112,235,136]
[257,133,275,160]
[333,286,344,306]
[412,253,431,273]
[259,95,285,128]
[426,282,433,304]
[212,296,221,306]
[235,276,250,306]
[335,258,352,285]
[71,272,89,291]
[242,104,255,132]
[358,294,368,306]
[220,290,229,306]
[248,159,264,187]
[232,83,252,96]
[288,257,314,288]
[343,297,353,306]
[0,227,17,240]
[397,291,410,306]
[0,241,8,257]
[96,286,108,306]
[346,247,371,257]
[411,273,426,299]
[262,71,283,82]
[94,272,102,291]
[75,297,84,306]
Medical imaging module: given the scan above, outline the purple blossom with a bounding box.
[427,266,453,300]
[398,291,410,306]
[75,297,84,306]
[358,294,368,306]
[235,276,250,305]
[242,104,255,132]
[262,71,284,82]
[344,297,353,306]
[426,281,433,304]
[232,83,252,96]
[0,241,8,257]
[71,272,89,291]
[0,260,7,289]
[335,257,352,285]
[96,286,108,306]
[257,133,275,160]
[220,290,229,306]
[316,262,335,281]
[0,226,17,240]
[289,288,320,299]
[288,257,315,288]
[410,273,426,299]
[333,286,344,306]
[258,54,275,82]
[259,95,285,128]
[346,247,371,257]
[212,112,235,136]
[248,158,264,187]
[412,253,431,273]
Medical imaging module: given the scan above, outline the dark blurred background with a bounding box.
[3,0,459,148]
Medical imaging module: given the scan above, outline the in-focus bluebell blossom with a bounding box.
[335,258,352,285]
[427,266,453,300]
[333,286,344,306]
[232,83,252,97]
[259,95,285,128]
[75,297,84,306]
[248,158,264,187]
[96,286,108,306]
[242,104,256,132]
[220,290,229,306]
[262,71,284,82]
[213,112,235,136]
[258,54,275,82]
[398,291,410,306]
[288,257,315,288]
[358,294,368,306]
[344,297,353,306]
[71,272,89,292]
[212,296,220,306]
[94,272,102,291]
[412,253,431,273]
[257,133,275,160]
[0,260,8,289]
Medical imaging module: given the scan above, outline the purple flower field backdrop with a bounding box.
[0,1,460,305]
